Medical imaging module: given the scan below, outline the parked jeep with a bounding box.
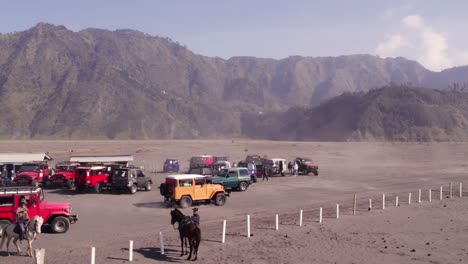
[111,168,152,194]
[295,157,319,176]
[160,174,229,208]
[14,162,51,187]
[188,165,214,177]
[0,186,78,235]
[211,167,251,191]
[237,161,257,182]
[74,166,110,193]
[163,158,180,173]
[49,162,80,189]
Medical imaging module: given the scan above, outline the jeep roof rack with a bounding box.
[0,186,41,195]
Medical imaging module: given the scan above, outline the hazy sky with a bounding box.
[1,0,467,71]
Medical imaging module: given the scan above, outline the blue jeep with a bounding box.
[163,158,180,173]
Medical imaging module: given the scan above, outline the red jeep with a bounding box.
[0,186,78,235]
[14,162,51,187]
[74,166,110,193]
[49,162,80,189]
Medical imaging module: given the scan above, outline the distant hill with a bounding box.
[1,23,468,139]
[242,85,468,141]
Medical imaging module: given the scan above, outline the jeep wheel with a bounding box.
[51,216,70,233]
[179,196,192,208]
[31,179,39,187]
[144,182,152,191]
[214,193,226,206]
[130,184,137,194]
[0,219,11,237]
[304,170,310,175]
[66,179,75,189]
[239,182,248,192]
[313,171,318,176]
[94,183,102,194]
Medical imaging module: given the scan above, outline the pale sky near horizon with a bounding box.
[1,0,467,72]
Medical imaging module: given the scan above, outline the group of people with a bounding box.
[287,161,299,176]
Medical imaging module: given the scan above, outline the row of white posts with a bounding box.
[83,182,464,263]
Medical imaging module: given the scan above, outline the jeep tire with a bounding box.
[51,216,70,233]
[130,184,137,194]
[159,183,167,196]
[94,183,102,194]
[239,182,248,192]
[31,179,39,187]
[144,181,152,191]
[179,196,192,208]
[214,193,226,206]
[313,171,319,176]
[66,179,75,189]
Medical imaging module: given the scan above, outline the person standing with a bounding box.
[287,161,293,175]
[279,161,284,176]
[262,164,269,181]
[293,162,299,177]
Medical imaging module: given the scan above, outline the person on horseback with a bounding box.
[16,197,29,241]
[191,208,200,228]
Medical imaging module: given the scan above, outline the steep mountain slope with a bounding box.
[0,23,467,139]
[242,86,468,141]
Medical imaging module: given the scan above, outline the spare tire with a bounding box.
[159,183,167,196]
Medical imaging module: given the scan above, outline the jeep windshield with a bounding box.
[218,169,229,177]
[20,164,40,172]
[56,165,75,171]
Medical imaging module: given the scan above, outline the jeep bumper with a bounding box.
[70,215,78,224]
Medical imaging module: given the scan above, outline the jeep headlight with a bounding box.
[64,207,71,214]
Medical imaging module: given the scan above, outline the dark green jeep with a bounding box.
[210,167,251,191]
[111,168,152,194]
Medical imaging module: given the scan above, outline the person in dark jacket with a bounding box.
[262,165,269,181]
[287,161,293,175]
[191,208,200,228]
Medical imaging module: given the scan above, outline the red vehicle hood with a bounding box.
[53,171,74,177]
[41,201,71,211]
[17,171,40,177]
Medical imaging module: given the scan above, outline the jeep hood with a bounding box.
[41,201,71,210]
[17,171,39,177]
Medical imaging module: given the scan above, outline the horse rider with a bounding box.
[191,208,200,228]
[16,197,29,241]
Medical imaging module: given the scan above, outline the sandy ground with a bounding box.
[0,140,468,264]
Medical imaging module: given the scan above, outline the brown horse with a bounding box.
[170,208,201,261]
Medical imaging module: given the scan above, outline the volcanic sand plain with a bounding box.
[1,140,468,264]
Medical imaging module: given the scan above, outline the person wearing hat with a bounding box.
[191,208,200,227]
[16,196,29,241]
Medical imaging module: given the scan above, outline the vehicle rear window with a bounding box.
[239,169,249,176]
[0,196,14,206]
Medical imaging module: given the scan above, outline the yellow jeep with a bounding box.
[160,174,229,208]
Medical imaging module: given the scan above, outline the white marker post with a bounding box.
[382,193,385,209]
[222,220,226,243]
[299,210,303,226]
[319,207,322,224]
[91,247,95,264]
[395,196,399,207]
[460,183,463,198]
[129,240,133,261]
[336,204,340,219]
[440,186,443,200]
[450,182,453,199]
[159,231,165,255]
[408,192,411,205]
[247,215,250,238]
[353,194,357,216]
[275,214,279,230]
[429,189,432,202]
[368,199,372,211]
[418,189,421,203]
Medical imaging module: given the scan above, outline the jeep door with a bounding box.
[194,178,208,200]
[24,195,39,219]
[136,170,146,187]
[223,170,238,188]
